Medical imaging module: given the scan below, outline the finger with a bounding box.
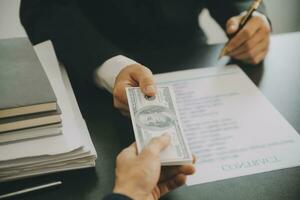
[113,98,129,110]
[120,109,130,117]
[140,133,171,159]
[160,164,196,182]
[226,15,243,35]
[119,110,130,118]
[117,142,138,162]
[233,38,268,62]
[160,166,181,181]
[192,154,197,164]
[226,17,261,53]
[130,66,156,97]
[244,50,268,65]
[234,37,268,59]
[158,174,187,196]
[228,28,265,57]
[113,99,130,116]
[113,80,134,106]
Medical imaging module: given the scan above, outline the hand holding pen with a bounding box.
[219,0,271,64]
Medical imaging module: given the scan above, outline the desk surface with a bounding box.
[1,32,300,200]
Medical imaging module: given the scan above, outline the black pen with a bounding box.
[218,0,263,59]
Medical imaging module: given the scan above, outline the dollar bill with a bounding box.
[126,86,193,166]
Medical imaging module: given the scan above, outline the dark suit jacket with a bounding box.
[20,0,266,83]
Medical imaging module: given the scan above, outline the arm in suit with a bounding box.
[205,0,267,29]
[20,0,121,84]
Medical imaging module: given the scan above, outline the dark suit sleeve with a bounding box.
[102,193,132,200]
[205,0,267,29]
[20,0,122,83]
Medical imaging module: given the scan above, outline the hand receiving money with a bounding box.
[113,135,195,200]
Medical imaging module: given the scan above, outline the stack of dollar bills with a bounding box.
[126,87,193,166]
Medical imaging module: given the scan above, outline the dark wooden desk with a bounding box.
[1,32,300,200]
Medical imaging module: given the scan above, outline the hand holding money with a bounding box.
[113,136,195,200]
[113,64,156,116]
[126,86,193,165]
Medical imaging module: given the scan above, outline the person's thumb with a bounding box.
[141,133,171,159]
[226,15,242,35]
[131,65,156,97]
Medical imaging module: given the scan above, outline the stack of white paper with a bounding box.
[0,41,97,182]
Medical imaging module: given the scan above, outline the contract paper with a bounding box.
[155,65,300,185]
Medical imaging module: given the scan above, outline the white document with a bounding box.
[155,65,300,185]
[0,42,82,162]
[35,41,96,158]
[59,65,97,159]
[0,41,96,181]
[0,124,61,144]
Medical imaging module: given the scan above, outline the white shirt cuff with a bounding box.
[94,55,138,93]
